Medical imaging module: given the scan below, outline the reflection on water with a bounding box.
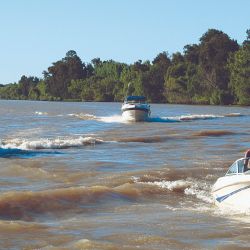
[0,100,250,249]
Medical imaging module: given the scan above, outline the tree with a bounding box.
[121,66,144,97]
[145,52,171,102]
[164,60,192,104]
[229,32,250,105]
[183,44,199,64]
[198,29,239,96]
[68,79,83,99]
[44,50,86,99]
[3,29,250,105]
[18,75,39,98]
[0,84,20,99]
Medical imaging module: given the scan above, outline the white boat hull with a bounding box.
[122,109,150,122]
[212,175,250,209]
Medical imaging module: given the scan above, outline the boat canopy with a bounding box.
[125,96,146,103]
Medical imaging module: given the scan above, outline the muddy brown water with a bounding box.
[0,100,250,249]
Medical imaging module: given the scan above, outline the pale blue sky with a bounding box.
[0,0,249,84]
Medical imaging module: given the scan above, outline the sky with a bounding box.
[0,0,249,84]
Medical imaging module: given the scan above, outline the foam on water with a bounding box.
[98,115,127,123]
[68,113,128,123]
[0,136,103,150]
[168,113,242,122]
[147,114,224,122]
[1,101,250,249]
[143,176,250,216]
[133,177,214,204]
[70,112,241,123]
[68,113,97,120]
[146,179,192,191]
[184,180,214,203]
[215,206,250,216]
[147,117,180,122]
[35,111,48,116]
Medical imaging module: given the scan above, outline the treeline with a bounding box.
[0,29,249,105]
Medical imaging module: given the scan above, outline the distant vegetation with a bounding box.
[0,29,249,105]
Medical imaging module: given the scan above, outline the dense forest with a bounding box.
[1,29,249,105]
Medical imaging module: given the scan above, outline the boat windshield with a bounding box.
[226,158,250,175]
[125,96,146,104]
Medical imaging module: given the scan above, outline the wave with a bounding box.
[0,148,30,158]
[147,179,192,192]
[147,117,180,123]
[98,115,127,123]
[153,112,242,122]
[35,111,48,116]
[192,130,236,137]
[70,112,242,124]
[116,135,172,143]
[0,136,103,150]
[0,176,214,220]
[176,114,223,121]
[72,113,223,123]
[0,220,48,233]
[69,113,128,123]
[0,148,62,159]
[0,184,140,220]
[132,177,214,204]
[68,113,97,120]
[0,128,236,155]
[224,113,242,117]
[73,239,114,250]
[153,112,243,122]
[147,114,223,123]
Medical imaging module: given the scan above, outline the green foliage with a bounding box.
[0,83,21,99]
[18,75,39,98]
[1,29,250,105]
[228,43,250,105]
[44,50,87,99]
[164,59,192,104]
[68,79,83,99]
[145,52,171,102]
[164,29,240,105]
[198,29,239,94]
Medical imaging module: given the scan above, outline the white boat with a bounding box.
[212,150,250,209]
[121,96,150,122]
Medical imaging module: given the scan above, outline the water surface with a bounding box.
[0,100,250,249]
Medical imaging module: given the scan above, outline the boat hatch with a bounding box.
[226,158,250,176]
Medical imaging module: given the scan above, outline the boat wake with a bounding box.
[0,128,237,157]
[131,170,250,215]
[0,174,216,220]
[0,177,213,220]
[68,113,127,123]
[35,111,48,116]
[70,112,242,123]
[149,113,242,122]
[68,113,97,120]
[132,177,214,204]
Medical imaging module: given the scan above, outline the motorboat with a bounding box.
[212,150,250,209]
[121,96,150,122]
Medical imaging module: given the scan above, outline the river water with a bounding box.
[0,100,250,249]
